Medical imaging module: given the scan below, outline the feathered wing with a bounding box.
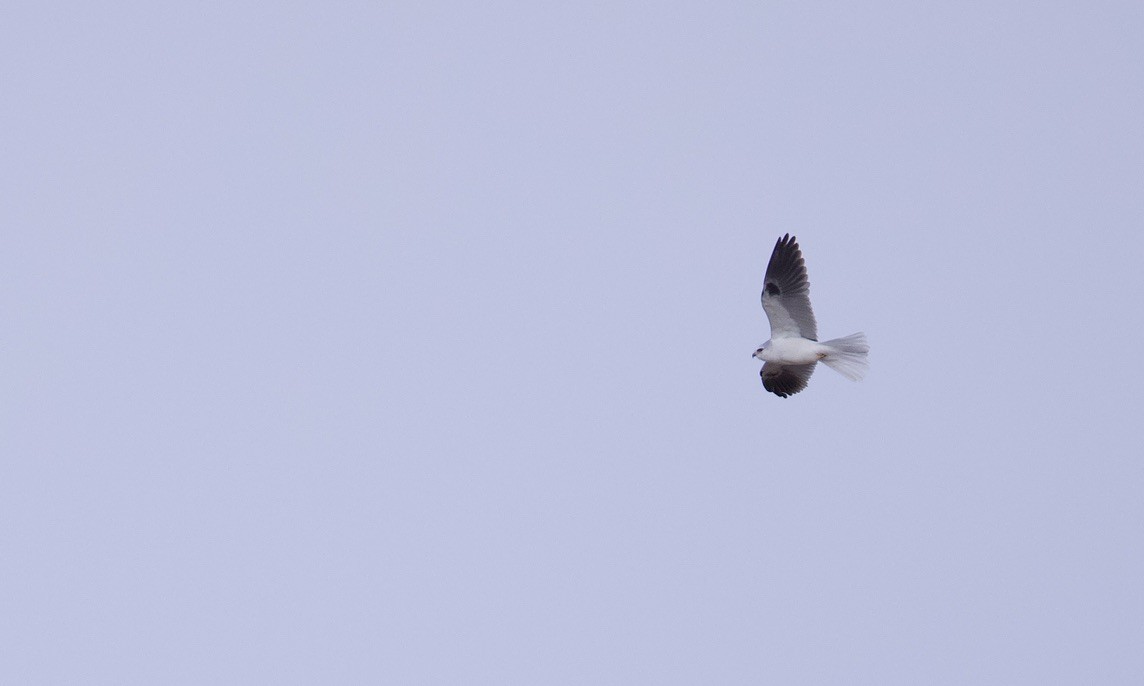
[760,362,816,398]
[761,234,817,340]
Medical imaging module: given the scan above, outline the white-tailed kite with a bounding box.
[753,234,869,398]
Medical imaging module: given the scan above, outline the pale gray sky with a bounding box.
[4,2,1143,684]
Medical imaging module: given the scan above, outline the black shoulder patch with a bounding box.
[765,282,781,297]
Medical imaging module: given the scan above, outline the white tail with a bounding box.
[820,332,869,381]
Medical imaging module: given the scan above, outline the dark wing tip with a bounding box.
[760,362,815,398]
[761,368,798,398]
[761,373,793,398]
[763,233,810,297]
[769,233,802,266]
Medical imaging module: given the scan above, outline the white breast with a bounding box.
[762,337,827,365]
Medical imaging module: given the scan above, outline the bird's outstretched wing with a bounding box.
[761,234,817,340]
[760,362,817,398]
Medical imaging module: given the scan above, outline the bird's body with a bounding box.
[754,337,831,366]
[753,234,869,398]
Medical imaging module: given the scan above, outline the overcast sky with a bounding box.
[4,2,1143,684]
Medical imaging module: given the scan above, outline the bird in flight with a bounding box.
[753,234,869,398]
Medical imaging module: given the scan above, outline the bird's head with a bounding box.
[753,340,771,360]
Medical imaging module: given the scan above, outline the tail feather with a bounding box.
[820,332,869,381]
